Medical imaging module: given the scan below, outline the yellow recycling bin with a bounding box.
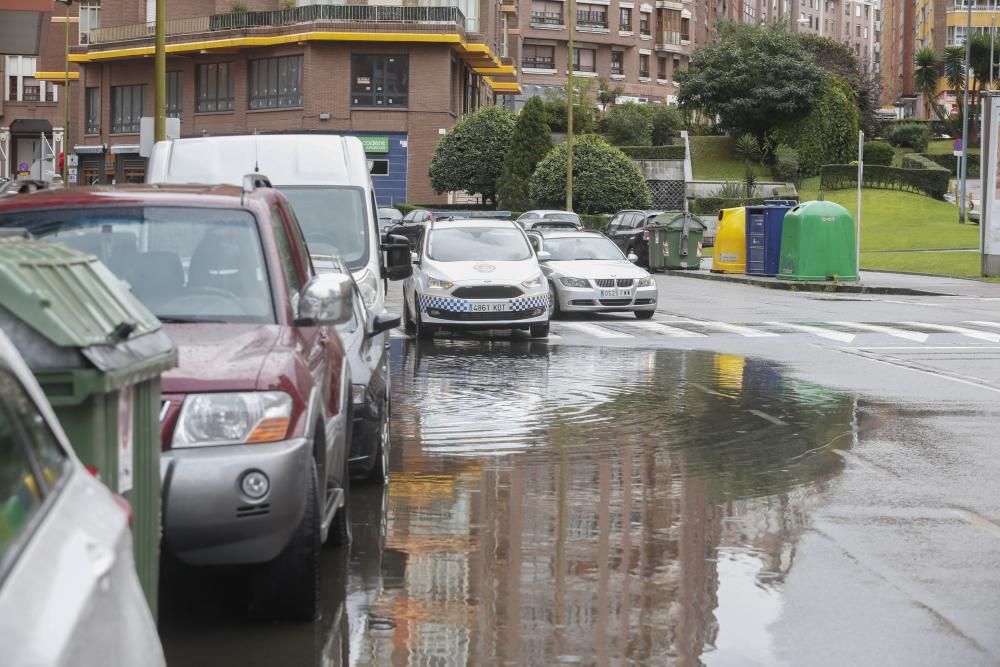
[711,207,747,274]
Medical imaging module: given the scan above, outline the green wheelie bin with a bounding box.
[0,236,177,615]
[649,212,708,270]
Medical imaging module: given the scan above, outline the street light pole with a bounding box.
[58,0,72,183]
[959,0,973,224]
[565,0,575,212]
[154,0,166,142]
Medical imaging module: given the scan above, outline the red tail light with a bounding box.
[85,464,100,480]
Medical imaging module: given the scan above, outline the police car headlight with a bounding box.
[521,274,544,289]
[559,276,589,288]
[637,276,654,287]
[355,268,379,309]
[427,276,454,290]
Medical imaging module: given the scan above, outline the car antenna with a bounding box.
[253,129,260,173]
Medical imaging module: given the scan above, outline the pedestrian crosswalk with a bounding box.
[390,319,1000,345]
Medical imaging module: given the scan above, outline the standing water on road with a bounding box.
[162,339,857,666]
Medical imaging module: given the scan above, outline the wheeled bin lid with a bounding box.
[651,212,708,231]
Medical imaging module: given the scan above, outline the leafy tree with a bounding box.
[798,33,880,139]
[772,75,859,176]
[771,144,800,185]
[605,103,653,146]
[913,47,950,127]
[542,79,597,133]
[497,97,553,210]
[428,106,516,203]
[650,105,683,145]
[597,78,624,111]
[943,45,966,103]
[528,135,652,214]
[676,21,826,138]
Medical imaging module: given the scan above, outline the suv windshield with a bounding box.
[427,227,532,262]
[544,236,625,261]
[279,186,368,272]
[0,206,274,324]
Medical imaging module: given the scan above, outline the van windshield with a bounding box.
[279,186,369,271]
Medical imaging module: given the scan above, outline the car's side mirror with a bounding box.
[537,250,552,262]
[382,234,412,281]
[368,311,402,337]
[295,273,353,326]
[627,253,639,264]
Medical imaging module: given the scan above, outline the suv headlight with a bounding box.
[559,276,589,288]
[173,392,293,448]
[637,276,654,287]
[355,268,379,310]
[522,274,544,289]
[427,276,454,290]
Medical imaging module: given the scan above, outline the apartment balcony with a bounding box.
[530,11,565,27]
[949,0,1000,10]
[523,57,556,70]
[576,11,609,29]
[655,31,688,53]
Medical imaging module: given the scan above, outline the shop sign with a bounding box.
[359,136,390,153]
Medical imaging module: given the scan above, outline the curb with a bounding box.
[658,268,949,296]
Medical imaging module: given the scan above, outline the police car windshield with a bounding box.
[427,227,532,262]
[544,236,625,261]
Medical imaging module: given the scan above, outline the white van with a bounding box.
[146,134,411,315]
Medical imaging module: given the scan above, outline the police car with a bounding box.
[402,218,550,338]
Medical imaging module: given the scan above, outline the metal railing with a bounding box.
[950,0,1000,9]
[87,5,469,45]
[659,30,681,44]
[523,56,555,68]
[619,22,633,31]
[576,10,608,27]
[530,11,564,25]
[573,63,597,72]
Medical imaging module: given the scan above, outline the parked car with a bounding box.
[385,208,446,248]
[532,229,657,319]
[0,329,166,666]
[602,209,664,266]
[0,178,364,621]
[147,134,411,486]
[515,210,583,230]
[377,206,403,237]
[403,219,550,339]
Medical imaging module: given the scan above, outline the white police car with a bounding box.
[402,219,550,338]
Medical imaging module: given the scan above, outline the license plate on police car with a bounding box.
[601,289,627,298]
[472,302,509,312]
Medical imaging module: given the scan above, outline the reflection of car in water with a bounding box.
[0,329,165,666]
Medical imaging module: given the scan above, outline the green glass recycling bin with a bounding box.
[777,200,858,281]
[648,212,708,270]
[0,237,177,616]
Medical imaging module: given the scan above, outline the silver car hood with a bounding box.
[424,258,542,283]
[543,259,649,279]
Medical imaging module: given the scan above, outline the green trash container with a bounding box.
[777,200,858,281]
[0,237,177,615]
[649,212,708,270]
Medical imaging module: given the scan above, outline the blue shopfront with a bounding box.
[341,132,408,206]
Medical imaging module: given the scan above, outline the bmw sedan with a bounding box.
[402,219,550,338]
[536,230,658,319]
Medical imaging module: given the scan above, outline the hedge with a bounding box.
[820,160,949,199]
[618,144,686,160]
[690,197,769,215]
[913,151,980,178]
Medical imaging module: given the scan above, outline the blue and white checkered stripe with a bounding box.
[418,293,549,313]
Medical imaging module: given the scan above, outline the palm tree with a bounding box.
[943,45,966,103]
[913,47,951,126]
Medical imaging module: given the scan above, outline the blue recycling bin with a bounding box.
[746,204,793,276]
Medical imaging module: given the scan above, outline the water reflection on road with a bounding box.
[161,339,857,666]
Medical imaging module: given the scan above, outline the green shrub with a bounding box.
[543,98,596,134]
[820,159,949,199]
[498,97,553,210]
[606,103,654,146]
[913,151,980,178]
[862,140,894,166]
[690,197,768,215]
[772,144,800,184]
[651,105,683,146]
[617,145,685,160]
[772,75,859,176]
[529,135,652,214]
[887,122,931,152]
[429,106,516,203]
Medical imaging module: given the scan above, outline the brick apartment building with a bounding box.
[52,0,518,203]
[880,0,916,111]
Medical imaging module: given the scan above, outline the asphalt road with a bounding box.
[161,276,1000,667]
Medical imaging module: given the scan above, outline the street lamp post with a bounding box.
[565,0,575,211]
[154,0,166,142]
[959,0,973,224]
[56,0,72,183]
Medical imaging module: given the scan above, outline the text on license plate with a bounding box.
[472,303,509,312]
[601,289,629,298]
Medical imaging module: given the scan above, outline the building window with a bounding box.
[619,7,632,31]
[639,53,650,78]
[351,54,409,107]
[657,56,667,80]
[573,47,596,73]
[523,44,555,69]
[22,82,40,102]
[111,84,145,134]
[249,55,303,109]
[196,62,233,112]
[531,0,563,25]
[85,87,100,134]
[611,50,624,75]
[640,11,651,35]
[681,17,690,41]
[577,3,608,28]
[369,159,389,176]
[856,24,861,37]
[662,9,681,44]
[78,1,100,44]
[166,71,182,118]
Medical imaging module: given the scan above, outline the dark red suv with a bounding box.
[0,177,378,620]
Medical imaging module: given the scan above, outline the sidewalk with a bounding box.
[663,257,999,297]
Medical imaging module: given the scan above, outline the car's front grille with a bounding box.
[452,285,523,298]
[594,279,635,288]
[599,298,633,306]
[430,308,542,321]
[236,504,270,518]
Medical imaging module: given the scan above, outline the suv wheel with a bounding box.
[530,322,550,338]
[548,282,561,320]
[327,457,352,547]
[251,458,320,622]
[403,295,416,335]
[367,397,390,485]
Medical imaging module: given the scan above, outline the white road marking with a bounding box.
[831,321,929,342]
[954,508,1000,539]
[747,409,788,426]
[855,346,1000,351]
[687,321,779,337]
[558,322,634,339]
[766,321,856,343]
[900,321,1000,343]
[965,320,1000,330]
[618,321,707,337]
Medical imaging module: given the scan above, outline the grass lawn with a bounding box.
[689,136,748,181]
[926,139,955,155]
[862,250,1000,281]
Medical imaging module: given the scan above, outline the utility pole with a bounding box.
[154,0,166,142]
[959,0,973,224]
[565,0,575,212]
[57,0,72,183]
